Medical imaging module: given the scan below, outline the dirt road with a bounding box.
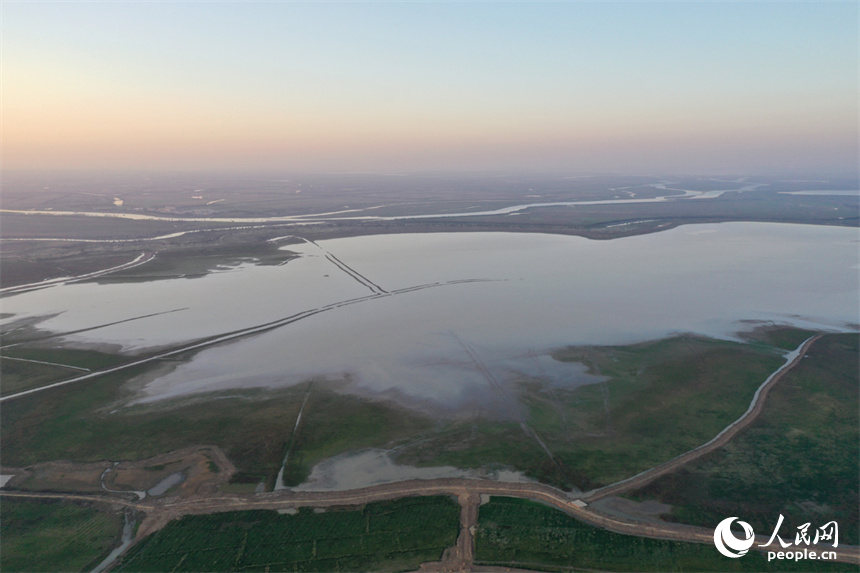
[3,334,853,569]
[3,473,857,567]
[582,334,823,502]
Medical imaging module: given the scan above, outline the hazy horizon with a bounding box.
[3,2,857,176]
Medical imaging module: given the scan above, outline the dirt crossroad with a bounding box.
[3,335,854,568]
[3,475,857,567]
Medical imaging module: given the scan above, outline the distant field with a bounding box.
[94,242,300,283]
[738,325,819,351]
[0,498,122,573]
[113,496,459,572]
[476,497,854,572]
[1,171,856,289]
[628,333,860,545]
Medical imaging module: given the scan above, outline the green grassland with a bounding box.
[476,497,854,572]
[278,386,434,487]
[0,347,126,396]
[0,362,433,489]
[113,496,459,572]
[628,333,859,544]
[396,334,788,489]
[0,358,74,396]
[738,325,819,351]
[0,327,825,495]
[548,335,784,485]
[0,499,122,573]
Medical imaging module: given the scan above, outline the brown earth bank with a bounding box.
[0,445,234,499]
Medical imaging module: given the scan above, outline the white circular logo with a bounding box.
[714,517,755,558]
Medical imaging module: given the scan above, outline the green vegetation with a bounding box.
[114,496,459,572]
[0,363,432,489]
[0,347,126,396]
[0,358,73,396]
[0,499,122,573]
[738,325,818,351]
[0,326,836,497]
[397,418,579,488]
[280,387,433,487]
[2,347,124,370]
[398,334,789,489]
[476,497,854,572]
[629,332,860,544]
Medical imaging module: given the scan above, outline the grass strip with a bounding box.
[114,496,459,572]
[476,496,854,572]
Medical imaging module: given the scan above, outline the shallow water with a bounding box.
[1,240,367,350]
[90,512,135,573]
[2,223,857,410]
[292,449,532,491]
[147,471,185,496]
[779,190,859,196]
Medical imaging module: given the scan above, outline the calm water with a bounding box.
[2,223,857,409]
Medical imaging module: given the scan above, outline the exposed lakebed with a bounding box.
[2,223,857,412]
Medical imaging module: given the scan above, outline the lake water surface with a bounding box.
[2,223,857,409]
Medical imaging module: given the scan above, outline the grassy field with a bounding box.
[738,325,819,351]
[396,333,789,489]
[628,332,859,545]
[0,498,122,573]
[476,497,854,572]
[0,361,433,489]
[1,325,816,495]
[113,496,459,572]
[278,386,435,487]
[0,347,127,396]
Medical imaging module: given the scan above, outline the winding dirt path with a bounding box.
[582,334,823,502]
[3,477,856,567]
[2,336,849,569]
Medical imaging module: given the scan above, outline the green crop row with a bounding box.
[114,496,459,572]
[1,498,122,573]
[476,497,854,572]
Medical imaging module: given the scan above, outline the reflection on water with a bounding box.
[0,241,366,350]
[2,223,857,410]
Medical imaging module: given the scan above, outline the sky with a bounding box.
[2,1,857,175]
